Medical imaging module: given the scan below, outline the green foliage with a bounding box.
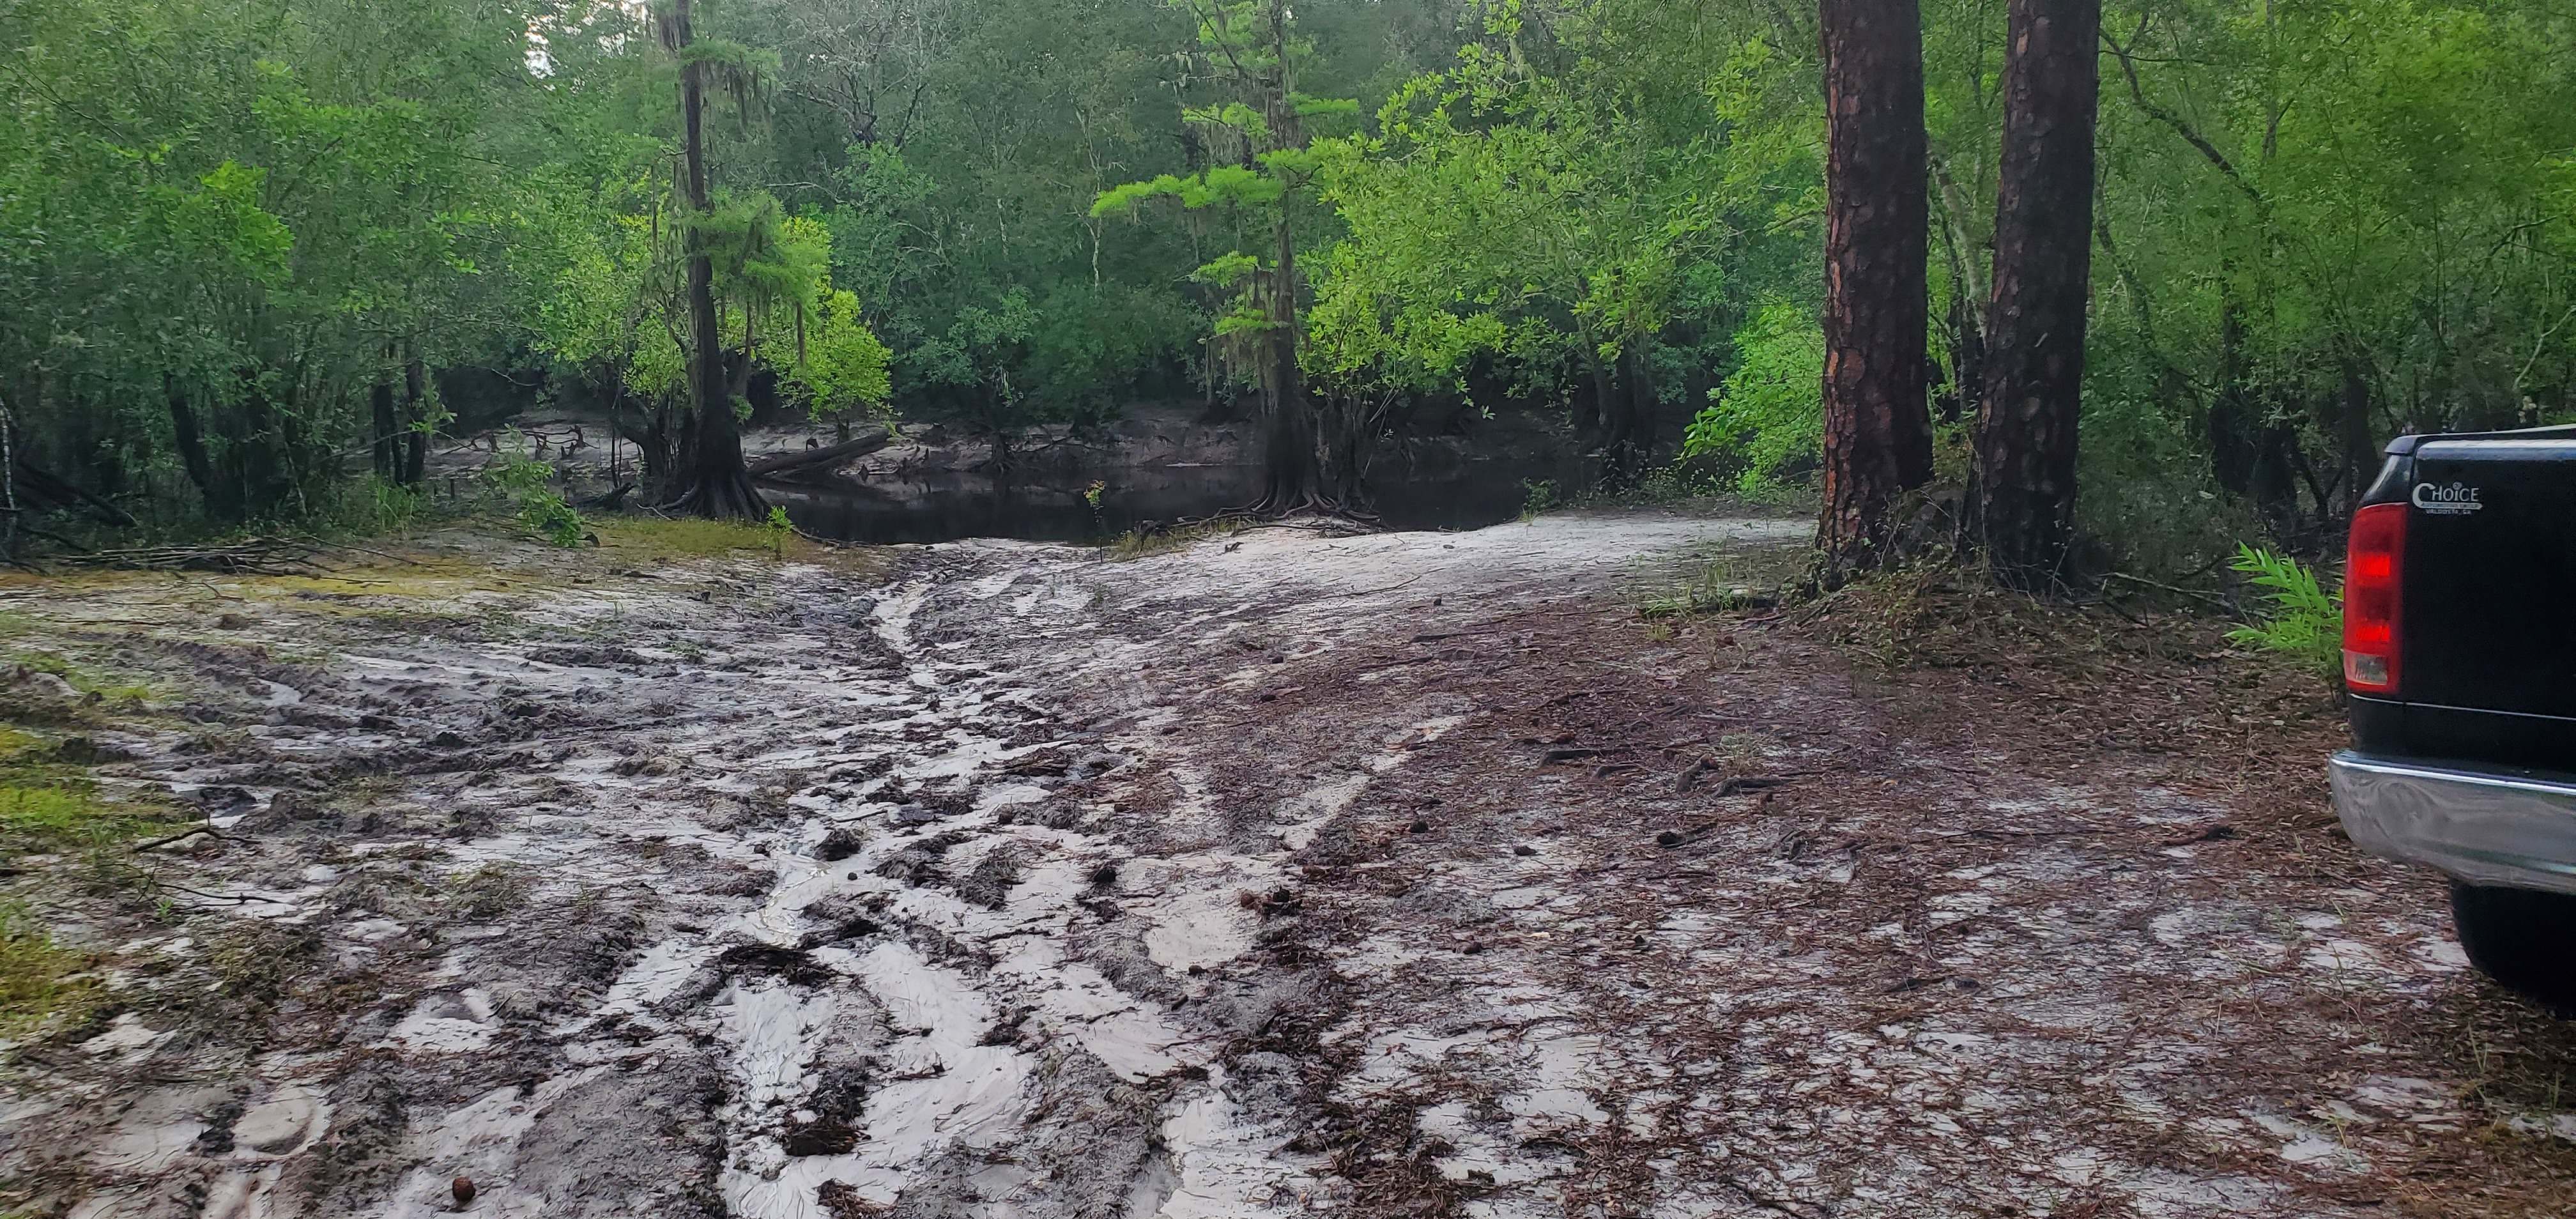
[906,289,1041,434]
[480,444,585,548]
[0,0,592,528]
[1519,479,1564,520]
[9,0,2571,549]
[0,758,171,862]
[762,506,795,558]
[1091,0,1361,407]
[1681,304,1826,496]
[478,446,551,500]
[790,290,894,422]
[2227,546,2343,670]
[1300,2,1820,484]
[2004,0,2576,562]
[311,479,429,539]
[522,494,586,549]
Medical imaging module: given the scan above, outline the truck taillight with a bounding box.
[2343,502,2407,694]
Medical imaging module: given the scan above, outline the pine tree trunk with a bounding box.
[1972,0,2101,586]
[668,0,764,519]
[1818,0,1935,578]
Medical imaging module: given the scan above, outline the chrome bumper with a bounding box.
[2331,751,2576,896]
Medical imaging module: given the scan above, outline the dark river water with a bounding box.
[762,463,1554,544]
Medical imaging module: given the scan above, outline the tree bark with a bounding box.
[1252,0,1344,516]
[401,356,428,486]
[1575,348,1609,462]
[370,379,399,480]
[164,371,216,507]
[666,0,765,519]
[1971,0,2101,587]
[2206,317,2348,533]
[1817,0,1935,578]
[640,406,675,488]
[1259,201,1323,512]
[2331,355,2375,519]
[1616,342,1657,484]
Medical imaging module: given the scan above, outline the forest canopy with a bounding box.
[3,0,2572,567]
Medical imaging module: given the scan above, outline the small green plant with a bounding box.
[2228,544,2342,671]
[762,506,795,558]
[6,653,154,705]
[480,445,585,548]
[1520,479,1564,521]
[204,920,320,1018]
[1639,584,1772,618]
[1083,480,1107,511]
[1636,550,1791,618]
[1107,518,1245,560]
[522,494,585,548]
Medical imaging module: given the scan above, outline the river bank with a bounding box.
[461,403,1582,545]
[1,510,2570,1218]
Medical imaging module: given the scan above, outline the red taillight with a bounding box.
[2343,502,2407,694]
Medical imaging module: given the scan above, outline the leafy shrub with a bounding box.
[519,494,585,548]
[2227,545,2342,671]
[1682,303,1825,496]
[2073,336,2257,577]
[480,442,585,548]
[314,478,428,538]
[1520,479,1565,519]
[762,506,795,558]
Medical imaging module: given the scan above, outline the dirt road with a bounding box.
[6,512,2572,1218]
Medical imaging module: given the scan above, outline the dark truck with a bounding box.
[2331,425,2576,1013]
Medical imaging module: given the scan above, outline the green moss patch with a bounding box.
[0,901,97,1035]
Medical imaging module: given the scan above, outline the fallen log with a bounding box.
[746,433,893,480]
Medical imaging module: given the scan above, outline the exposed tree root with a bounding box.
[1239,488,1379,526]
[661,466,769,520]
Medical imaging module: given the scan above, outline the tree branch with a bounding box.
[2103,20,2263,210]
